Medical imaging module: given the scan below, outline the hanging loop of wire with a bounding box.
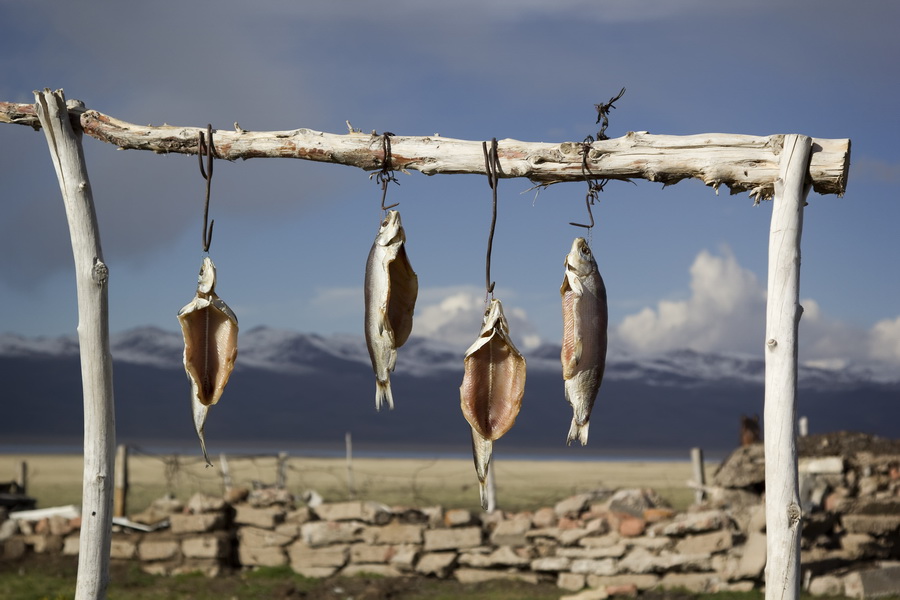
[375,132,399,210]
[198,124,215,252]
[570,136,608,231]
[482,138,501,296]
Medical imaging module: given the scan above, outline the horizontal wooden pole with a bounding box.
[1,98,850,198]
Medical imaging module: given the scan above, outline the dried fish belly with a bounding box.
[178,256,238,465]
[561,238,608,445]
[460,299,526,508]
[364,210,418,410]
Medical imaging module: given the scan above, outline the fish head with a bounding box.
[565,237,598,277]
[374,210,406,247]
[197,256,217,295]
[479,298,511,337]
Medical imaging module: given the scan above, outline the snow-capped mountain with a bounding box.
[1,326,897,456]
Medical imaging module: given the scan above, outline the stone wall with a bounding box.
[2,433,899,599]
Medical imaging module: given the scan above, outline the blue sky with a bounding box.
[1,1,898,374]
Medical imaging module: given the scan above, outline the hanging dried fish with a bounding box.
[364,210,418,410]
[561,238,608,446]
[460,298,526,509]
[178,256,238,466]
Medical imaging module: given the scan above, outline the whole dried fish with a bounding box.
[364,210,418,410]
[178,256,238,466]
[460,298,526,508]
[561,238,608,446]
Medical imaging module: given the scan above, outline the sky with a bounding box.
[1,1,899,376]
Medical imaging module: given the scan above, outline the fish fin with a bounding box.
[375,379,394,411]
[566,418,590,446]
[192,398,213,467]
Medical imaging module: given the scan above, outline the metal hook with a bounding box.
[376,132,399,210]
[482,138,501,295]
[198,124,215,252]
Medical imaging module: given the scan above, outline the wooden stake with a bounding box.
[34,88,115,600]
[764,134,812,600]
[276,452,288,490]
[346,432,356,500]
[485,460,497,514]
[113,444,128,518]
[219,453,232,492]
[690,447,706,505]
[15,461,27,494]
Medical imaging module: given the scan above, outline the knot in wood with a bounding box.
[787,502,802,528]
[92,259,109,287]
[767,338,778,349]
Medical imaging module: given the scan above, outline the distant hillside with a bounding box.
[1,327,896,458]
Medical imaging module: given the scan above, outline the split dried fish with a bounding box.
[364,210,418,410]
[561,238,608,446]
[178,256,238,466]
[460,298,526,509]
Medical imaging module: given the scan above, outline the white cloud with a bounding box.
[612,246,900,373]
[412,286,542,351]
[615,247,766,354]
[869,316,900,364]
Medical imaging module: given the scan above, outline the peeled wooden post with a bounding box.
[764,134,812,600]
[35,88,115,600]
[113,444,128,518]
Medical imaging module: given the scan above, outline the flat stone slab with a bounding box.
[415,551,457,577]
[314,501,391,525]
[423,527,482,551]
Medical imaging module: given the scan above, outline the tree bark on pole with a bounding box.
[34,89,115,600]
[763,134,812,600]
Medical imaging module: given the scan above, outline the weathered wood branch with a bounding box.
[1,100,850,199]
[34,89,116,600]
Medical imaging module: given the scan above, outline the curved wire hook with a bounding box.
[482,138,501,295]
[198,124,215,252]
[376,132,399,210]
[570,137,606,230]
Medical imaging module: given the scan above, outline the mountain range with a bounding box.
[1,326,897,459]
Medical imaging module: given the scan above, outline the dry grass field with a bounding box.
[0,452,704,514]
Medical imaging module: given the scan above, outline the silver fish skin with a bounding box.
[460,298,526,509]
[178,256,239,466]
[560,238,608,446]
[364,210,418,411]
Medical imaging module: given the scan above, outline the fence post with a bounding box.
[691,447,706,504]
[276,452,288,489]
[346,432,356,499]
[485,461,497,513]
[15,461,27,494]
[219,453,232,492]
[114,444,128,518]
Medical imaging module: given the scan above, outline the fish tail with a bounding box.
[566,418,590,446]
[193,400,213,467]
[375,379,394,411]
[479,476,490,511]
